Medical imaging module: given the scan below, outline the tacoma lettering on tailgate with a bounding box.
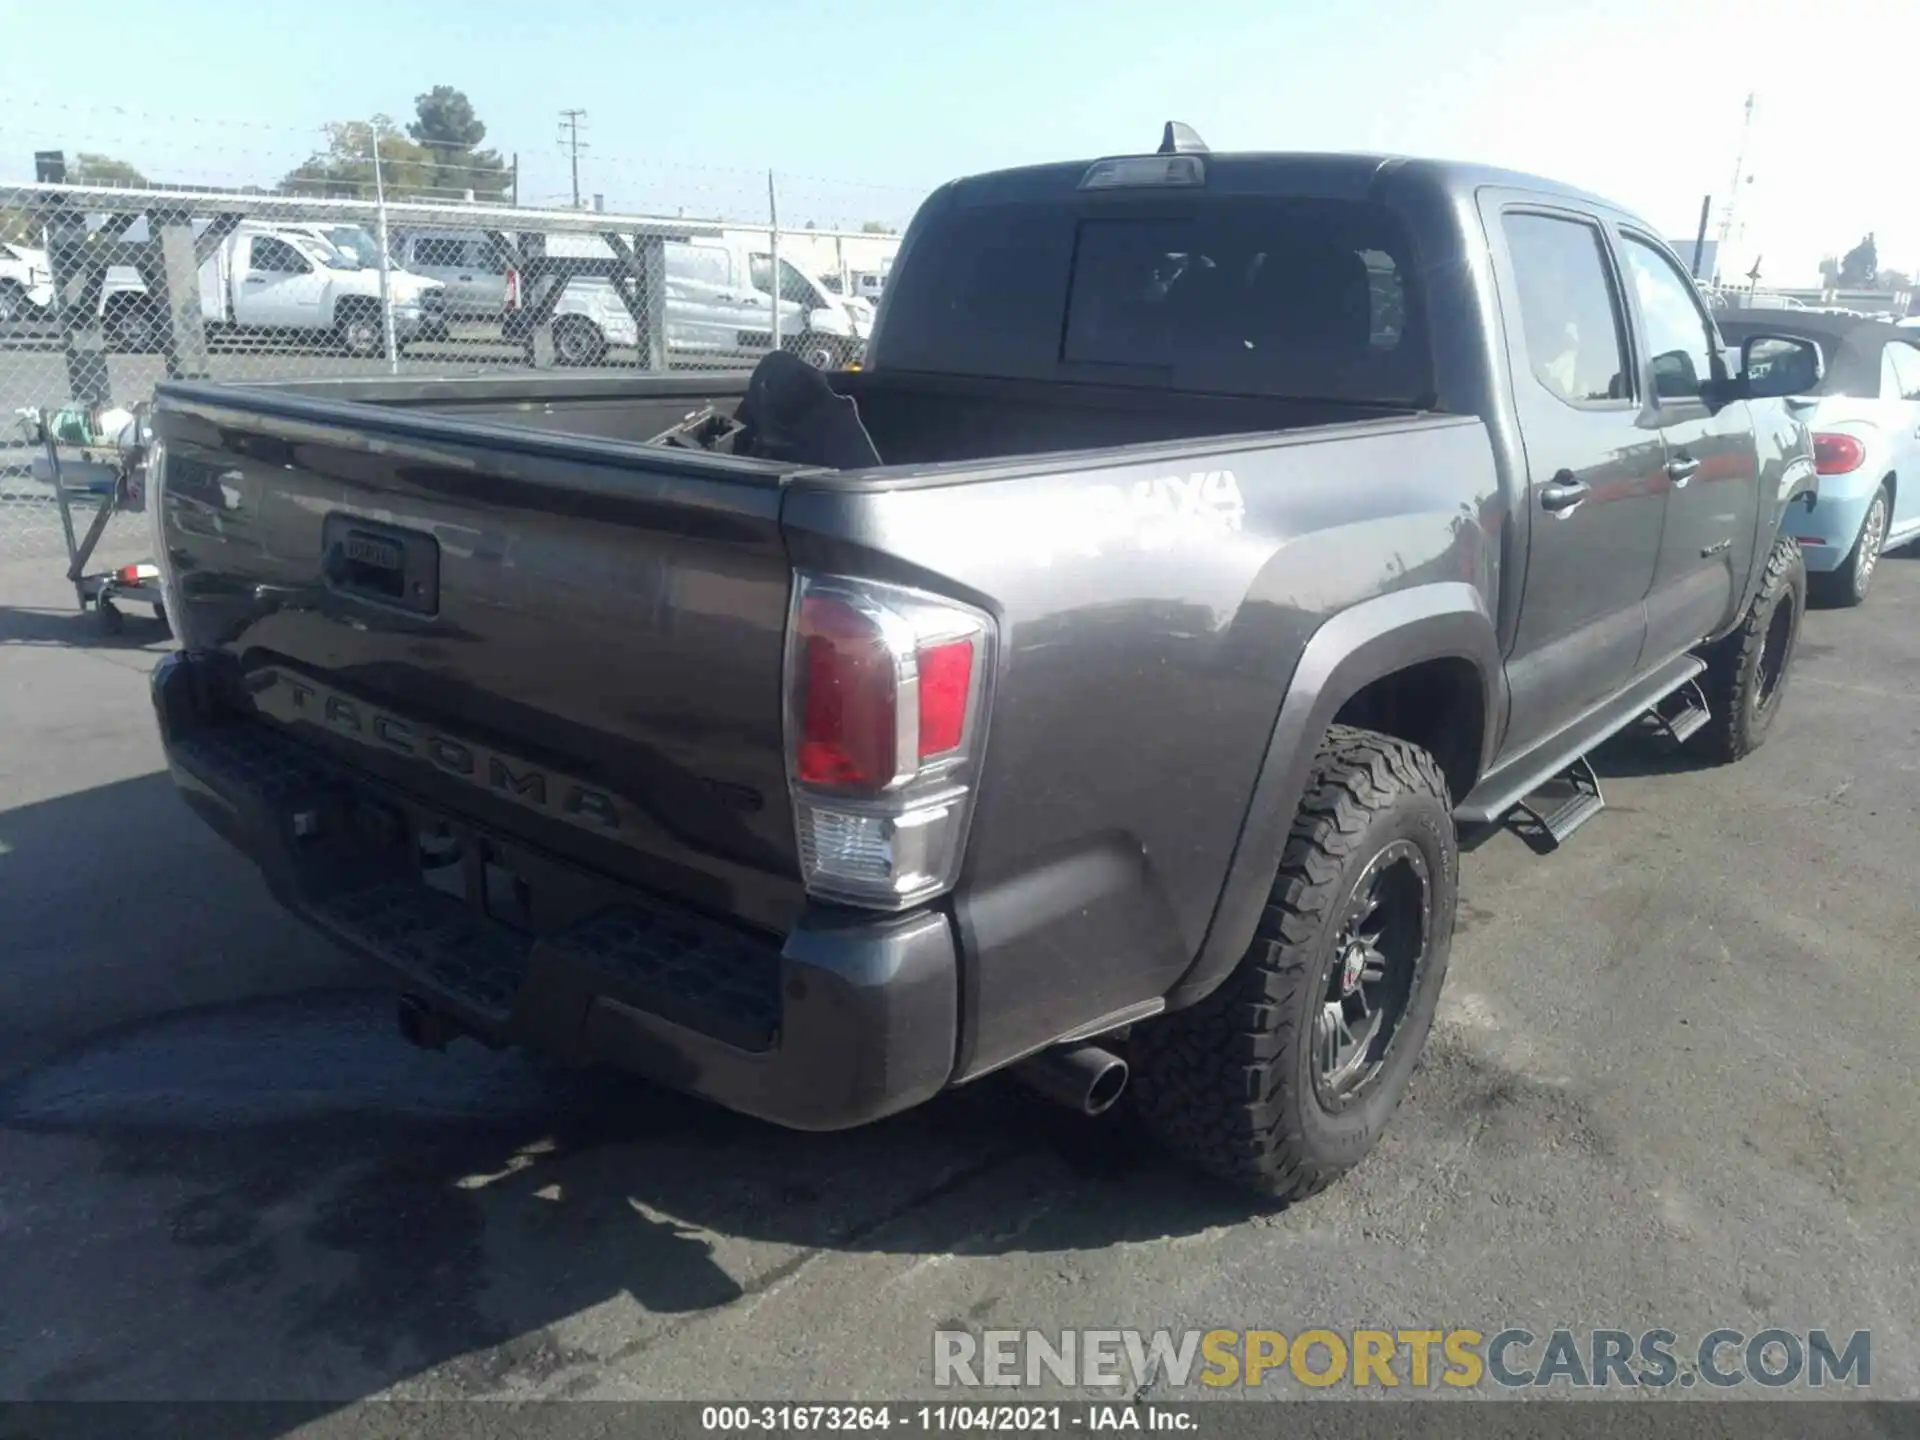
[246,668,627,833]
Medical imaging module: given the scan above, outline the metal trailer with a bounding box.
[22,402,165,634]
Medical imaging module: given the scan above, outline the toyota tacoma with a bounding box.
[146,125,1819,1198]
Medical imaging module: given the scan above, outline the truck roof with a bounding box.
[941,149,1636,226]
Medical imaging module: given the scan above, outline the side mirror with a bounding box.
[1739,334,1824,399]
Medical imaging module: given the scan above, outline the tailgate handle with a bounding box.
[320,516,440,616]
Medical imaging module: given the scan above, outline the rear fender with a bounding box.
[1163,581,1502,1011]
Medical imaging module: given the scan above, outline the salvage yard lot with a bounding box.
[1,551,1917,1407]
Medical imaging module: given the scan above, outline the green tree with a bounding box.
[279,116,434,200]
[1837,234,1877,288]
[1877,268,1911,294]
[0,208,44,245]
[860,220,897,234]
[406,85,512,200]
[70,152,148,188]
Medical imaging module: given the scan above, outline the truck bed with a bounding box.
[235,368,1415,467]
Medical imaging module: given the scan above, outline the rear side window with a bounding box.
[668,243,732,287]
[1501,213,1630,406]
[248,237,309,275]
[411,237,470,269]
[1889,342,1920,400]
[1619,234,1719,401]
[875,195,1431,404]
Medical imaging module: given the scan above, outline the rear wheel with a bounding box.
[336,305,384,359]
[1130,726,1456,1200]
[1689,532,1805,764]
[790,333,853,370]
[104,296,165,353]
[1811,483,1889,608]
[553,316,608,367]
[0,281,26,325]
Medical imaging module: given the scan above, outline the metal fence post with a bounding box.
[768,170,782,351]
[370,123,399,372]
[45,200,121,409]
[154,209,214,381]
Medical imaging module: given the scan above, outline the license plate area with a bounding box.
[416,817,534,934]
[322,514,440,615]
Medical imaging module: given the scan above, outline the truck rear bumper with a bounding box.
[151,650,960,1131]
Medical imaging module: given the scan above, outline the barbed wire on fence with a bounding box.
[0,96,931,228]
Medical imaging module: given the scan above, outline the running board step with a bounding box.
[1648,677,1711,746]
[1513,755,1605,849]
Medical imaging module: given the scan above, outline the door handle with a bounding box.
[242,276,267,285]
[1540,475,1591,515]
[1666,455,1701,487]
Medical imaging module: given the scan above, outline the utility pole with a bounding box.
[558,109,589,209]
[1713,92,1755,283]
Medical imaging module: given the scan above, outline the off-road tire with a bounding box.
[1689,532,1805,764]
[1809,483,1889,609]
[1130,725,1458,1200]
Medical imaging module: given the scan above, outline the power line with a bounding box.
[557,109,589,209]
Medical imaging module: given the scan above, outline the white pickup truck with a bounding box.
[0,241,55,323]
[101,222,444,356]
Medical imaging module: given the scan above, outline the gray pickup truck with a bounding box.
[147,125,1820,1199]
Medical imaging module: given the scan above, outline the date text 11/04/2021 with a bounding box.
[701,1407,1193,1432]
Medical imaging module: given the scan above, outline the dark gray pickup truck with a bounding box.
[146,126,1821,1199]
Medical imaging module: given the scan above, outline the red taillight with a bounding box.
[504,269,520,311]
[1813,433,1865,475]
[916,638,974,758]
[794,593,898,789]
[784,572,994,909]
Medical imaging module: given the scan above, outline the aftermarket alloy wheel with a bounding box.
[1689,532,1806,764]
[1130,725,1457,1200]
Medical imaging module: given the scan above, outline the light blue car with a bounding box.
[1719,313,1920,605]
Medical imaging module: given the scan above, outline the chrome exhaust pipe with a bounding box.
[1010,1042,1130,1116]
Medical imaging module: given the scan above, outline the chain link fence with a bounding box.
[0,180,904,567]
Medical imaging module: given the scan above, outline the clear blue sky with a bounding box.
[0,0,1909,286]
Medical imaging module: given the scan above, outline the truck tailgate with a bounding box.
[152,386,806,936]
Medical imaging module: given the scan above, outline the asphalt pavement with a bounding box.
[2,549,1917,1418]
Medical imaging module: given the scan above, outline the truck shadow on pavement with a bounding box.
[0,765,1620,1423]
[0,600,174,651]
[0,997,1261,1411]
[0,773,1273,1416]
